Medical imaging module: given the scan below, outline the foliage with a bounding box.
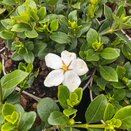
[0,0,131,130]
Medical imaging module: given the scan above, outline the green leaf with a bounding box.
[50,32,70,44]
[48,111,69,125]
[0,30,15,40]
[96,77,107,90]
[68,10,77,21]
[58,85,70,109]
[45,0,58,4]
[104,5,113,21]
[114,106,131,128]
[34,41,47,59]
[86,28,99,46]
[124,62,131,79]
[37,97,59,127]
[5,111,18,124]
[1,70,29,89]
[37,7,46,20]
[1,70,29,99]
[19,111,36,131]
[63,108,77,117]
[11,24,31,32]
[116,5,126,18]
[113,89,126,101]
[85,94,108,123]
[72,2,81,9]
[116,66,126,79]
[73,88,83,103]
[23,52,34,63]
[104,103,115,121]
[1,122,15,131]
[99,66,118,82]
[2,103,16,116]
[0,8,6,14]
[112,82,125,89]
[101,48,120,60]
[25,29,38,38]
[2,0,15,6]
[122,45,131,61]
[50,19,59,32]
[85,49,99,61]
[0,62,2,75]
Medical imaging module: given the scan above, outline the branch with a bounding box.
[1,54,41,102]
[83,69,96,91]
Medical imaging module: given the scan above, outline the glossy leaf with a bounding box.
[58,85,70,109]
[19,111,36,131]
[99,66,118,82]
[48,111,69,125]
[38,7,46,20]
[85,49,99,61]
[37,97,59,126]
[1,70,29,89]
[50,19,59,32]
[114,106,131,128]
[1,122,15,131]
[85,94,108,123]
[25,29,38,38]
[23,52,34,63]
[63,108,77,117]
[100,48,120,60]
[104,103,115,121]
[50,32,70,44]
[86,28,99,46]
[2,103,16,116]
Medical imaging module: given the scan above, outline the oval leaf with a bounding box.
[19,111,36,131]
[50,32,70,44]
[104,103,115,121]
[48,111,69,125]
[37,97,59,127]
[58,85,70,109]
[99,66,118,82]
[114,106,131,129]
[1,70,29,89]
[101,48,120,60]
[85,94,108,123]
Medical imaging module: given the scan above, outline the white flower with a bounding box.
[44,50,89,92]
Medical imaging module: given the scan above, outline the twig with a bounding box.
[83,69,96,91]
[1,54,6,75]
[1,54,42,102]
[0,47,6,53]
[89,77,94,102]
[15,87,40,102]
[121,29,131,41]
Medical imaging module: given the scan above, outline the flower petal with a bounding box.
[45,53,63,69]
[44,69,64,87]
[61,50,76,66]
[63,71,81,92]
[70,58,89,76]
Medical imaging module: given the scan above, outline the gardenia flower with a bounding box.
[44,50,89,92]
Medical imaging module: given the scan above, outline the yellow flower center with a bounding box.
[62,64,68,71]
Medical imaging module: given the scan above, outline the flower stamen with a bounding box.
[62,64,69,71]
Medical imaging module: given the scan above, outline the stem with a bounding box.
[15,87,41,102]
[72,123,106,129]
[45,123,106,131]
[1,54,42,102]
[83,69,96,91]
[0,83,3,103]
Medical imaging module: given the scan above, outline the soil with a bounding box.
[0,39,58,110]
[0,3,130,129]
